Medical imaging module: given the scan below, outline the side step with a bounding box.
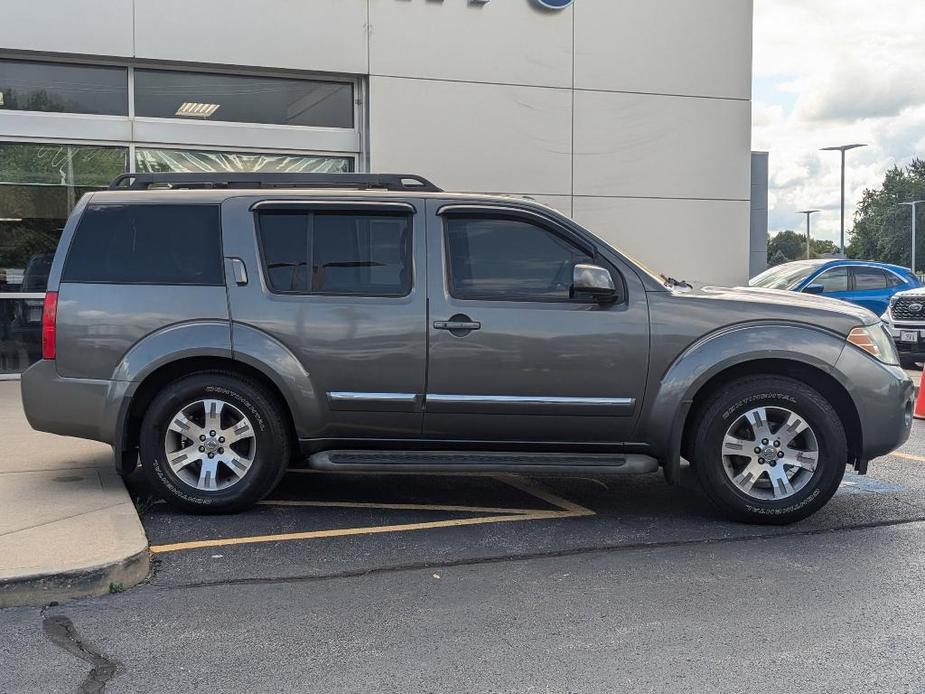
[308,450,659,475]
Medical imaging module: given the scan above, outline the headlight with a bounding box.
[847,325,900,365]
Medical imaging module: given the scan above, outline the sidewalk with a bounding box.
[0,381,149,608]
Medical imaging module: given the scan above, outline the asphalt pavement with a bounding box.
[4,424,925,693]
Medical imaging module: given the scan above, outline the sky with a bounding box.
[753,0,925,246]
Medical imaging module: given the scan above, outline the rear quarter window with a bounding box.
[62,203,223,285]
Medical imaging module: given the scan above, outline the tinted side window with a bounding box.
[256,211,412,297]
[63,204,223,285]
[444,217,592,301]
[853,267,888,291]
[814,267,848,293]
[258,212,309,292]
[885,271,905,288]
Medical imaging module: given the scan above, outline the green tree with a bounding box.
[768,230,805,264]
[767,231,838,265]
[848,158,925,268]
[811,238,838,256]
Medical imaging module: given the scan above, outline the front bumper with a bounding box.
[20,359,119,445]
[883,317,925,358]
[834,345,914,465]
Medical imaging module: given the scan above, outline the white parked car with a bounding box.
[881,287,925,367]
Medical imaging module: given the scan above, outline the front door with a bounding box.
[423,201,650,444]
[224,198,427,440]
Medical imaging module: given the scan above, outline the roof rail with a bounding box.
[108,172,443,193]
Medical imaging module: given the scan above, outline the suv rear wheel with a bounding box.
[139,372,290,514]
[691,375,847,525]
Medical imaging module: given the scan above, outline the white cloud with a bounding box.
[753,0,925,245]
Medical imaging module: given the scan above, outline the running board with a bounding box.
[308,450,659,474]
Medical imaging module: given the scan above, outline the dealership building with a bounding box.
[0,0,754,377]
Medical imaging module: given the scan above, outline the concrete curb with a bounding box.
[0,549,151,609]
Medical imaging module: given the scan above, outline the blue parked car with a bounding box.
[749,259,920,316]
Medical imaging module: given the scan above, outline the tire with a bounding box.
[691,375,847,525]
[139,372,291,514]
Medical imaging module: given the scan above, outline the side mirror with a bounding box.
[803,283,825,295]
[572,263,617,302]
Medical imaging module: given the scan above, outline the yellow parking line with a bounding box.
[149,472,597,554]
[892,451,925,463]
[149,510,576,554]
[258,499,548,516]
[494,474,596,516]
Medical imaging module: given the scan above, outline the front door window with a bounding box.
[813,267,848,293]
[444,217,592,301]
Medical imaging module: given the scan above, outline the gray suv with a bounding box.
[21,173,914,524]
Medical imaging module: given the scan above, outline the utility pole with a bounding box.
[821,144,867,256]
[798,210,821,260]
[900,201,925,276]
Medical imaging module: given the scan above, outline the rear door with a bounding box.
[423,200,650,444]
[850,266,892,314]
[224,198,427,440]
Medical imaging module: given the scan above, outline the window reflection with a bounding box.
[0,142,128,373]
[0,59,128,116]
[134,70,354,128]
[0,143,129,293]
[134,147,353,175]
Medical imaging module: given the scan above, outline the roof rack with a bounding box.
[108,172,443,193]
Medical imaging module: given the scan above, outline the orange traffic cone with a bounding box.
[915,370,925,420]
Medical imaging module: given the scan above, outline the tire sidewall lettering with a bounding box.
[140,374,288,513]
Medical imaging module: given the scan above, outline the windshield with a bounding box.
[749,262,819,290]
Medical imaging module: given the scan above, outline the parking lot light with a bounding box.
[821,144,867,256]
[799,210,821,259]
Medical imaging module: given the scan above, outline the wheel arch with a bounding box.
[642,322,860,484]
[680,359,862,476]
[116,356,298,475]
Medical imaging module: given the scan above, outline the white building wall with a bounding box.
[0,0,753,285]
[367,0,753,286]
[133,0,369,75]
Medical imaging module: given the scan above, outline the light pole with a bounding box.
[821,144,867,257]
[799,210,821,260]
[900,200,925,276]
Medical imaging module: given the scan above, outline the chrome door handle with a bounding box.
[434,320,481,331]
[228,257,248,285]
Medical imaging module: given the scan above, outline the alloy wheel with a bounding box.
[720,405,819,501]
[163,398,256,491]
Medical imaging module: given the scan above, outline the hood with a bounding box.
[891,286,925,301]
[674,284,879,329]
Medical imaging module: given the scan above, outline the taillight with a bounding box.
[42,291,58,360]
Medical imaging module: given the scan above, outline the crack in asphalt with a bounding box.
[163,514,925,592]
[42,615,120,694]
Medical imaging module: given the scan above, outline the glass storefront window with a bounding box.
[134,70,354,128]
[0,59,128,116]
[134,147,353,174]
[0,142,128,374]
[0,142,129,292]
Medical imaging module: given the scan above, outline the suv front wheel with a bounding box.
[691,376,848,525]
[139,372,291,514]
